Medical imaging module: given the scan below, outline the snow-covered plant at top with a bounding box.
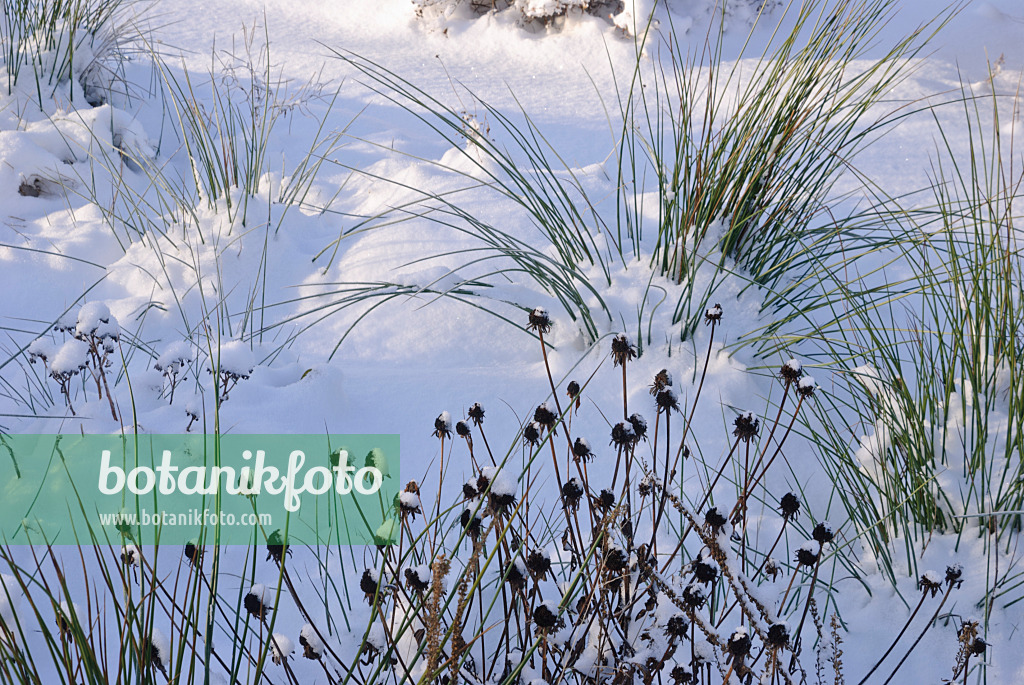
[205,340,255,402]
[49,301,121,420]
[412,0,626,26]
[154,340,192,404]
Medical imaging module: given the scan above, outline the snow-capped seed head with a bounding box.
[596,488,616,511]
[265,529,289,564]
[665,614,689,638]
[505,558,527,590]
[28,338,56,365]
[467,402,485,425]
[533,403,556,430]
[533,600,561,630]
[780,358,803,383]
[691,556,718,585]
[611,333,637,367]
[523,422,542,447]
[610,421,636,448]
[766,622,790,649]
[244,584,272,620]
[270,633,294,665]
[797,376,818,398]
[628,413,648,441]
[945,564,964,588]
[184,541,202,567]
[764,557,781,580]
[727,627,751,658]
[779,492,802,520]
[433,411,452,440]
[656,387,680,413]
[811,521,834,545]
[398,486,422,519]
[155,341,190,375]
[670,665,693,683]
[145,628,169,675]
[733,412,760,442]
[919,571,942,597]
[795,541,821,567]
[650,369,673,396]
[682,583,707,609]
[459,508,483,538]
[486,468,518,512]
[76,302,119,342]
[526,550,552,580]
[566,380,581,398]
[704,507,727,533]
[405,565,431,592]
[572,437,594,462]
[971,637,987,655]
[299,624,325,660]
[360,569,381,602]
[55,602,79,642]
[704,303,723,325]
[527,306,552,334]
[462,476,480,500]
[604,546,628,572]
[121,544,140,567]
[455,420,471,438]
[561,478,584,510]
[50,340,89,377]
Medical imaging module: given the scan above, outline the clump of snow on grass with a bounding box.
[75,301,119,341]
[50,340,89,375]
[155,341,191,373]
[208,341,254,379]
[270,633,294,664]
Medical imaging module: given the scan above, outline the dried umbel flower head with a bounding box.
[572,437,594,462]
[766,622,790,649]
[467,402,485,425]
[265,529,290,564]
[455,420,471,438]
[733,412,760,442]
[533,600,562,630]
[665,614,689,638]
[704,507,728,534]
[727,627,752,658]
[526,550,552,580]
[811,521,834,545]
[460,507,484,538]
[795,541,821,567]
[919,571,943,597]
[779,492,802,520]
[650,369,673,396]
[628,413,648,441]
[610,333,637,367]
[610,421,636,449]
[533,403,557,431]
[704,303,723,325]
[433,411,452,440]
[561,478,584,510]
[523,422,542,447]
[527,306,552,334]
[780,358,803,383]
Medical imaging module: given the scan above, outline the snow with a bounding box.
[75,302,118,340]
[208,341,255,378]
[299,624,325,657]
[149,627,170,671]
[399,491,422,511]
[155,341,191,372]
[270,633,294,664]
[49,340,89,375]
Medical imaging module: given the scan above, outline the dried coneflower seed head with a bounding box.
[656,387,680,413]
[733,412,760,442]
[467,403,485,425]
[265,529,289,564]
[455,420,471,438]
[779,492,801,520]
[604,547,628,572]
[682,583,706,609]
[405,566,430,592]
[610,421,636,448]
[360,569,380,601]
[534,403,557,430]
[398,486,422,519]
[704,507,727,533]
[665,614,689,638]
[505,560,527,590]
[797,375,817,399]
[780,358,803,383]
[572,437,594,461]
[795,541,821,567]
[433,411,452,439]
[650,369,673,396]
[561,478,584,509]
[567,380,581,398]
[184,542,202,566]
[919,571,942,597]
[244,588,270,619]
[611,333,637,367]
[727,627,751,658]
[463,476,479,499]
[597,488,616,511]
[523,422,542,446]
[971,637,987,655]
[526,550,552,579]
[811,521,834,545]
[533,601,560,630]
[692,557,718,585]
[945,564,964,587]
[460,508,483,538]
[671,665,693,683]
[527,306,552,334]
[766,622,790,649]
[628,413,648,441]
[704,303,723,325]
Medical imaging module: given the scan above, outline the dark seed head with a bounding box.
[704,303,723,325]
[692,556,718,585]
[265,529,289,564]
[766,622,790,649]
[244,589,270,620]
[566,380,581,398]
[795,542,820,567]
[523,422,542,446]
[971,637,987,655]
[462,477,479,500]
[946,564,964,588]
[561,478,584,510]
[604,547,628,573]
[596,488,616,511]
[665,614,689,638]
[533,403,557,430]
[610,421,636,449]
[704,507,727,533]
[682,583,706,609]
[733,412,760,442]
[727,628,751,658]
[533,601,560,630]
[526,550,552,579]
[572,437,594,461]
[360,569,380,599]
[527,306,552,334]
[467,403,485,425]
[405,567,430,592]
[811,521,834,545]
[650,369,673,396]
[505,560,527,590]
[433,412,452,440]
[919,572,942,597]
[184,542,202,567]
[628,413,648,441]
[455,421,471,438]
[611,333,637,367]
[779,492,801,520]
[656,387,680,413]
[670,665,693,683]
[779,358,803,383]
[459,508,483,538]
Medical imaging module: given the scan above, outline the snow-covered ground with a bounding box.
[1,0,1023,682]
